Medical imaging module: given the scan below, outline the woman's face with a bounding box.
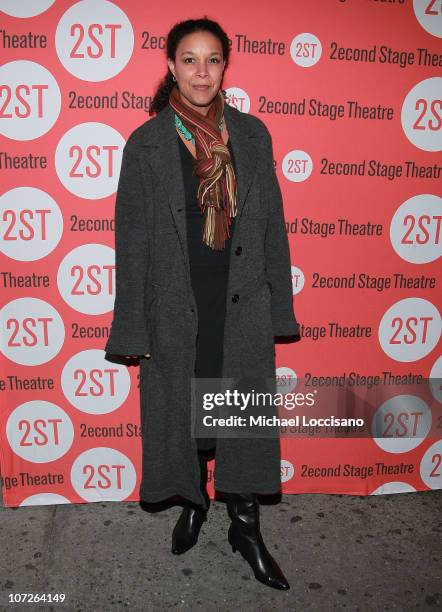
[168,30,225,115]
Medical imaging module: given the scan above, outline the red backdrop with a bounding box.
[0,0,441,507]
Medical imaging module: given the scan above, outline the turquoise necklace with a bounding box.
[175,113,224,145]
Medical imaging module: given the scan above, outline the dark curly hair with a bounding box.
[149,17,231,116]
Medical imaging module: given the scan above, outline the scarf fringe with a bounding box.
[203,205,234,251]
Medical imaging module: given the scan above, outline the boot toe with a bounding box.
[171,539,193,555]
[258,571,290,590]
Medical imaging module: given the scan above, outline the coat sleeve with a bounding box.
[261,125,301,337]
[104,142,151,356]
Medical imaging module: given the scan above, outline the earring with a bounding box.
[172,75,176,82]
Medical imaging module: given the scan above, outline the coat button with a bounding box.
[235,246,242,255]
[232,294,239,303]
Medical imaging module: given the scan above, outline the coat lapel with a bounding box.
[140,102,258,257]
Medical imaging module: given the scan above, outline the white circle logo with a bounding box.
[0,298,65,365]
[390,194,442,264]
[71,447,137,501]
[0,0,55,18]
[420,440,442,489]
[61,349,131,414]
[0,61,61,141]
[20,493,71,506]
[291,265,305,294]
[290,33,322,67]
[413,0,442,38]
[6,401,74,463]
[55,0,134,82]
[225,87,250,113]
[276,367,298,395]
[371,482,416,495]
[282,150,313,182]
[401,78,442,152]
[55,122,125,199]
[0,187,63,261]
[372,394,431,453]
[378,298,441,362]
[281,459,295,482]
[57,243,115,314]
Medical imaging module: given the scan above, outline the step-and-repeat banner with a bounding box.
[0,0,441,507]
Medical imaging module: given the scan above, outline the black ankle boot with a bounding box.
[225,492,290,590]
[171,451,209,554]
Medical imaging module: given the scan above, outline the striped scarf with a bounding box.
[169,85,238,250]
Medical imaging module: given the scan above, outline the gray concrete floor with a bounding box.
[0,488,441,611]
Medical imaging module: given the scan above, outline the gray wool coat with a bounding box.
[104,101,300,510]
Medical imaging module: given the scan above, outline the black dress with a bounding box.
[177,134,237,451]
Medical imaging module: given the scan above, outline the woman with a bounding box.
[105,18,300,591]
